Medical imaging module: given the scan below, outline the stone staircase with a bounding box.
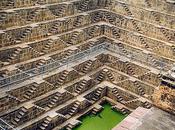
[62,50,74,62]
[7,48,22,63]
[111,27,120,38]
[143,101,152,109]
[147,53,159,67]
[23,83,38,99]
[112,105,129,115]
[145,0,171,47]
[6,0,14,7]
[124,99,138,106]
[138,35,149,48]
[88,26,99,37]
[97,69,114,81]
[75,80,87,94]
[41,39,54,53]
[49,22,60,34]
[112,88,124,102]
[56,70,69,86]
[93,12,102,22]
[73,16,83,28]
[105,12,115,23]
[92,105,103,115]
[8,94,21,102]
[121,3,149,48]
[67,102,80,116]
[125,61,135,75]
[96,70,106,82]
[105,69,115,81]
[133,81,145,96]
[122,3,133,16]
[91,87,103,102]
[66,120,81,130]
[67,32,80,45]
[47,93,61,108]
[27,9,40,22]
[36,59,47,68]
[17,27,32,41]
[120,107,128,114]
[160,27,172,41]
[82,60,93,73]
[150,10,172,41]
[55,4,67,17]
[11,107,28,125]
[124,99,138,105]
[121,3,142,33]
[79,0,90,11]
[131,18,141,32]
[39,117,52,130]
[117,42,130,56]
[1,0,173,129]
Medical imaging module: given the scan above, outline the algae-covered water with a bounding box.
[73,103,127,130]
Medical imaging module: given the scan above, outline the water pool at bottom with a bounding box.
[73,103,127,130]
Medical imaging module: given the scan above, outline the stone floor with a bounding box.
[113,107,175,130]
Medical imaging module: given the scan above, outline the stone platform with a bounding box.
[113,107,175,130]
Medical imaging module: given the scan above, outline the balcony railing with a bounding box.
[0,42,172,88]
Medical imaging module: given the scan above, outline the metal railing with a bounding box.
[0,118,17,130]
[0,42,173,88]
[0,43,107,88]
[107,44,172,71]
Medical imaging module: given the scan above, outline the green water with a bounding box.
[73,103,127,130]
